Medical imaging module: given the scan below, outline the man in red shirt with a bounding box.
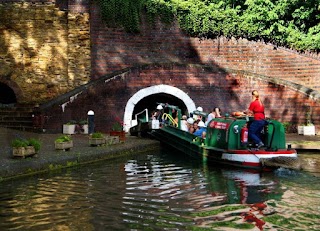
[246,90,267,148]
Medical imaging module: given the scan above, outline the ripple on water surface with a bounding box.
[0,152,319,230]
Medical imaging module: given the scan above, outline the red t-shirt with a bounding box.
[249,99,265,120]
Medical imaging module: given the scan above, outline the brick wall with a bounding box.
[43,64,320,134]
[90,3,320,92]
[0,0,319,133]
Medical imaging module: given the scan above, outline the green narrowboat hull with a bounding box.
[150,117,299,170]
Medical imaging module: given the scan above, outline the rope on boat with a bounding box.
[260,157,301,170]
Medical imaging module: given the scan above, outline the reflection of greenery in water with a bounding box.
[163,149,320,230]
[191,205,255,230]
[257,169,319,230]
[193,205,247,217]
[0,151,319,230]
[264,214,296,229]
[264,213,320,230]
[210,221,254,229]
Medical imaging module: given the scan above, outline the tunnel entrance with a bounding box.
[124,84,196,132]
[133,93,188,118]
[0,83,17,106]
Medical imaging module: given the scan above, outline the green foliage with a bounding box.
[78,120,88,125]
[55,135,72,143]
[91,132,104,138]
[66,120,77,125]
[27,138,42,152]
[11,138,28,148]
[112,121,123,131]
[97,0,174,33]
[97,0,320,51]
[11,138,41,152]
[282,122,290,133]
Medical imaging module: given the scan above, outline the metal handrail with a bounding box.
[162,113,178,127]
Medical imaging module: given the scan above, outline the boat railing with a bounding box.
[162,113,178,127]
[135,108,149,123]
[131,108,149,128]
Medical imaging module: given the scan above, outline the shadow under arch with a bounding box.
[0,82,18,105]
[123,84,196,132]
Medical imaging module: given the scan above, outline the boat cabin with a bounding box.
[159,104,287,151]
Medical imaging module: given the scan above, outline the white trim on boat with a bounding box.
[222,152,297,163]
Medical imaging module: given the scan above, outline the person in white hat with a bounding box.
[187,117,195,133]
[194,106,204,121]
[193,120,206,138]
[196,106,203,112]
[152,105,164,123]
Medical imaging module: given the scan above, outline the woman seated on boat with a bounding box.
[180,115,188,132]
[193,120,206,138]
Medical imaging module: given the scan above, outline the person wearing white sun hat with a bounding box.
[187,117,195,133]
[193,120,206,138]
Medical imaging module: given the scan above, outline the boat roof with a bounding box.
[157,103,180,110]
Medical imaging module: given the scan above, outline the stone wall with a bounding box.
[0,1,90,103]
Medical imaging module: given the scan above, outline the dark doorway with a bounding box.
[0,83,17,105]
[133,93,188,119]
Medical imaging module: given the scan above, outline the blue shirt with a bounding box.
[193,127,206,137]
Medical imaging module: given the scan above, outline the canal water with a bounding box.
[0,149,319,231]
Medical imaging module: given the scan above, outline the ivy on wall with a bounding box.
[97,0,174,33]
[97,0,320,51]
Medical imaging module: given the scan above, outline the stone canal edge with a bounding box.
[0,129,319,181]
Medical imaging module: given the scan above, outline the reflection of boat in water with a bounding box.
[192,168,279,230]
[141,103,299,171]
[123,151,281,231]
[222,169,271,186]
[218,168,280,204]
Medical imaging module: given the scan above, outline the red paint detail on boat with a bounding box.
[209,121,230,130]
[228,150,296,155]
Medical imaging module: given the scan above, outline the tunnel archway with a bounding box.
[0,83,17,105]
[124,85,196,132]
[132,93,188,117]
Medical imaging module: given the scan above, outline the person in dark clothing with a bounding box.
[87,110,95,135]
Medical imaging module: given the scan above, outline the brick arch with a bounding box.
[123,84,196,132]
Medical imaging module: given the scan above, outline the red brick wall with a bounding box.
[90,3,320,92]
[43,64,320,134]
[40,2,320,134]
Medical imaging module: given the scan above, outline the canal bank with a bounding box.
[0,128,319,181]
[0,128,160,181]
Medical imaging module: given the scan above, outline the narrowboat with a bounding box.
[147,104,299,171]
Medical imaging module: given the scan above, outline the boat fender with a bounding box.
[241,126,248,145]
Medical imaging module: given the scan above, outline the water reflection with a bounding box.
[0,149,319,230]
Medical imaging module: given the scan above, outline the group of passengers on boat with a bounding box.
[180,106,222,138]
[152,104,222,139]
[152,90,266,148]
